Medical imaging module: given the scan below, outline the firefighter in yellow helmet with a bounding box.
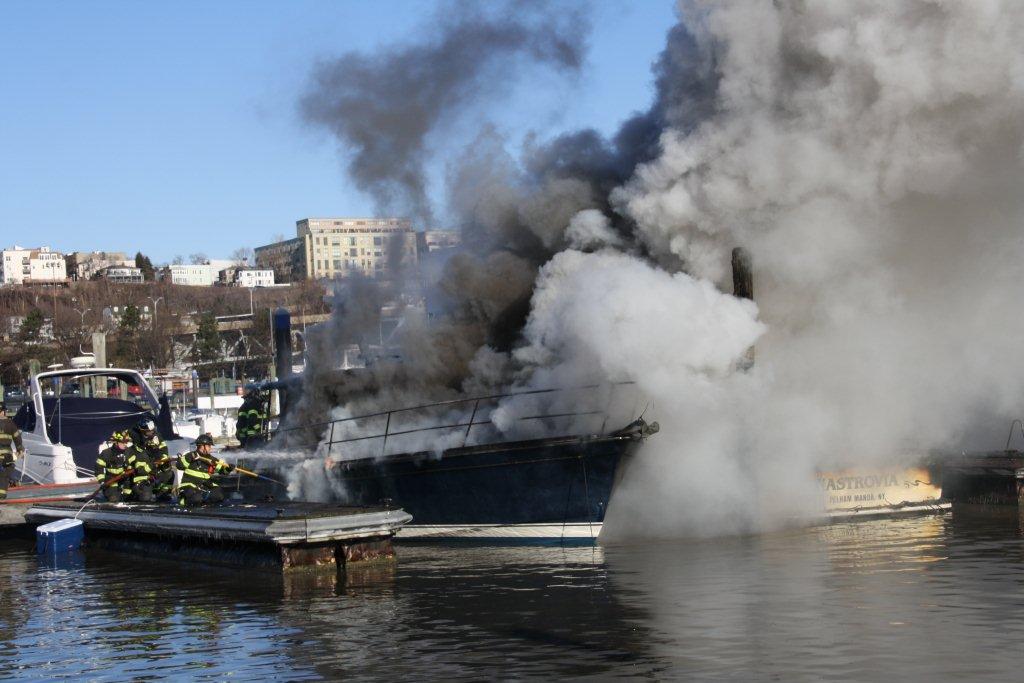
[176,433,235,506]
[94,430,138,503]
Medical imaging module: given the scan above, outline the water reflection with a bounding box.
[601,513,1024,680]
[4,514,1024,679]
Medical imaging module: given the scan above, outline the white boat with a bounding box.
[11,367,192,487]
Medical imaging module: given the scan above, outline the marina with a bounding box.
[3,0,1023,678]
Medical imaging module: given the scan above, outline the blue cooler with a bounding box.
[36,519,85,554]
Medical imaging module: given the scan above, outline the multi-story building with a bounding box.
[232,269,276,288]
[66,251,134,281]
[254,236,307,283]
[159,258,238,287]
[2,315,54,342]
[0,246,67,285]
[163,263,217,287]
[97,266,144,284]
[0,247,31,285]
[255,217,417,283]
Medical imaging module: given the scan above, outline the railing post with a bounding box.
[463,399,480,447]
[328,421,335,458]
[599,384,615,436]
[381,411,392,457]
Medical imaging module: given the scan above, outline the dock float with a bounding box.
[25,501,412,571]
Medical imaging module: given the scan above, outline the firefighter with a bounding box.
[95,430,137,503]
[235,386,267,448]
[176,433,235,506]
[0,415,24,501]
[130,417,174,502]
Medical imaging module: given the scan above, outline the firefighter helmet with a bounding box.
[195,433,215,447]
[137,417,157,435]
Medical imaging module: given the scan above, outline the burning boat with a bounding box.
[253,383,658,542]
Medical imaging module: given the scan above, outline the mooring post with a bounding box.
[273,308,292,417]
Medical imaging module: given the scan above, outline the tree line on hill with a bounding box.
[0,279,327,386]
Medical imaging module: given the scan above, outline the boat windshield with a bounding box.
[33,372,161,465]
[37,372,159,413]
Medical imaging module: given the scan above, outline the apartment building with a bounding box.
[233,269,276,288]
[97,266,144,284]
[164,263,217,286]
[0,246,67,285]
[255,217,417,283]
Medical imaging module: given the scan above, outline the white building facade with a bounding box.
[99,266,144,284]
[165,264,216,286]
[0,246,67,285]
[233,269,275,288]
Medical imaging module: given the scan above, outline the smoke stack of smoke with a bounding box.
[731,247,755,369]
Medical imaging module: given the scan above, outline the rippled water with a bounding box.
[3,511,1024,680]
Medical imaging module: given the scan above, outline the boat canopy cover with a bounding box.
[17,396,152,473]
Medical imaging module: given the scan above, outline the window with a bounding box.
[373,237,382,246]
[349,248,358,257]
[332,247,341,258]
[348,237,356,246]
[333,259,342,269]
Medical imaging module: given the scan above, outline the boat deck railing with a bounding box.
[279,381,639,458]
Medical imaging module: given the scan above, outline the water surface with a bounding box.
[3,511,1024,680]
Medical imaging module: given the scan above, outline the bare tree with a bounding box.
[188,253,208,265]
[231,247,254,267]
[171,255,185,265]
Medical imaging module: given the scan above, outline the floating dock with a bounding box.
[25,501,412,570]
[0,482,99,527]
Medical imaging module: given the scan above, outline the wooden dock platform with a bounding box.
[25,501,412,570]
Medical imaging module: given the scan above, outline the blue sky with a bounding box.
[0,1,677,263]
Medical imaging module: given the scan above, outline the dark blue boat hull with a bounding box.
[330,433,639,527]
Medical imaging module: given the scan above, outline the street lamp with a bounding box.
[148,296,164,329]
[73,307,90,328]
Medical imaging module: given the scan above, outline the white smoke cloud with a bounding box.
[285,1,1024,540]
[514,249,764,387]
[589,0,1024,538]
[565,209,624,250]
